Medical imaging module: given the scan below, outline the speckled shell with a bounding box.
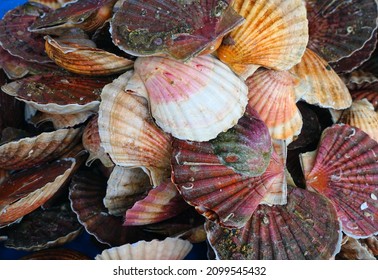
[110,0,244,60]
[134,55,248,141]
[69,170,155,246]
[124,179,189,226]
[44,36,134,76]
[0,158,76,227]
[217,0,308,78]
[104,166,152,216]
[205,185,342,260]
[0,127,82,170]
[172,106,275,228]
[98,71,172,186]
[29,0,118,35]
[290,48,352,109]
[95,237,193,260]
[82,115,113,167]
[246,69,303,141]
[1,74,111,114]
[301,124,378,238]
[306,0,378,64]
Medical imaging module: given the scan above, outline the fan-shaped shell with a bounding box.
[306,0,378,64]
[0,158,76,227]
[337,236,376,260]
[343,70,378,92]
[29,111,95,129]
[216,0,308,78]
[205,185,342,260]
[301,124,378,238]
[44,35,134,76]
[95,237,193,260]
[1,74,111,114]
[104,166,152,216]
[246,68,303,141]
[98,71,172,186]
[124,179,189,226]
[134,55,248,141]
[0,127,82,170]
[351,90,378,111]
[110,0,244,60]
[290,48,352,109]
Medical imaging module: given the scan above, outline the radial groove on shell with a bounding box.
[0,127,82,170]
[205,185,342,260]
[110,0,244,60]
[351,90,378,111]
[306,0,378,64]
[290,48,352,110]
[124,179,189,226]
[301,124,378,238]
[98,71,172,186]
[246,68,303,140]
[172,106,275,228]
[104,166,152,216]
[95,237,193,260]
[217,0,308,77]
[134,55,248,141]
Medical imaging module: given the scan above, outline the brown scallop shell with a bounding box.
[124,179,189,226]
[69,170,155,246]
[20,248,91,260]
[95,237,193,260]
[351,90,378,111]
[0,158,76,227]
[301,124,378,238]
[342,70,378,92]
[28,0,75,10]
[44,35,134,76]
[0,127,82,170]
[29,111,95,129]
[104,166,152,216]
[290,48,352,109]
[337,236,376,260]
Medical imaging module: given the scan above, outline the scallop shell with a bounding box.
[216,0,308,78]
[124,179,189,226]
[69,170,155,246]
[337,236,376,260]
[351,90,378,111]
[3,200,82,251]
[104,166,152,216]
[205,185,342,260]
[44,35,134,76]
[290,48,352,110]
[343,70,378,92]
[82,115,113,167]
[29,0,118,35]
[98,71,172,186]
[0,158,76,227]
[110,0,244,60]
[0,2,52,63]
[245,69,303,141]
[0,127,82,170]
[1,74,111,114]
[20,248,91,260]
[133,55,248,141]
[28,0,75,10]
[172,106,276,228]
[95,237,192,260]
[29,110,95,129]
[301,124,378,238]
[306,0,378,64]
[362,236,378,255]
[336,99,378,142]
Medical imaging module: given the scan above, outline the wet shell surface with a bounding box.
[124,179,189,226]
[205,185,342,260]
[110,0,244,60]
[0,127,82,170]
[306,0,378,64]
[290,48,352,110]
[133,55,248,141]
[172,106,274,228]
[245,68,303,141]
[0,158,76,227]
[104,166,152,216]
[98,71,172,186]
[95,237,193,260]
[217,0,308,77]
[301,124,378,238]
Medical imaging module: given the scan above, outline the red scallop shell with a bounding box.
[351,90,378,111]
[206,185,342,260]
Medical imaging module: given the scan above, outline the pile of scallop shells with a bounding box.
[0,0,378,260]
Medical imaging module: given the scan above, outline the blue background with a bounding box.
[0,0,207,260]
